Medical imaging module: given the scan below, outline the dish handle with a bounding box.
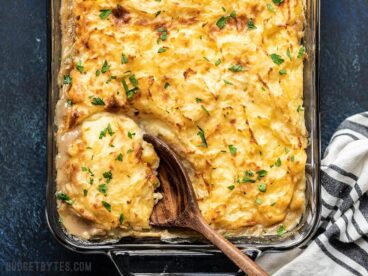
[108,249,262,275]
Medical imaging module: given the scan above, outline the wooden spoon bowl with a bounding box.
[144,134,269,276]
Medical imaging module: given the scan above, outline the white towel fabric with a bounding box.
[257,112,368,276]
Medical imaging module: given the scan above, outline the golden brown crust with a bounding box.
[57,0,307,239]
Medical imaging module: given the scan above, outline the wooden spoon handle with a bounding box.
[192,217,269,276]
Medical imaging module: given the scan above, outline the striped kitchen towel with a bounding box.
[257,112,368,275]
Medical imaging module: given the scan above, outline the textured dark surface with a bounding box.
[1,0,368,275]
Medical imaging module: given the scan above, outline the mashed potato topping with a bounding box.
[57,0,307,238]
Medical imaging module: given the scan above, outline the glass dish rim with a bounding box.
[46,0,321,256]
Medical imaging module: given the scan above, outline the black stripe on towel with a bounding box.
[328,164,359,181]
[315,238,363,276]
[338,121,368,137]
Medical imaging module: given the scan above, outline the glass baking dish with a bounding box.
[46,0,320,274]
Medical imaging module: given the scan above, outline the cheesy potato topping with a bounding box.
[57,0,307,238]
[56,113,160,238]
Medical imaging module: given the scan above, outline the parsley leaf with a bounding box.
[275,158,282,167]
[228,185,235,190]
[297,105,304,112]
[116,153,123,161]
[128,131,136,139]
[256,170,268,178]
[277,224,286,236]
[56,192,74,205]
[164,82,170,89]
[76,61,84,73]
[229,64,245,72]
[91,97,105,106]
[255,198,263,204]
[103,170,113,183]
[247,19,257,30]
[101,201,112,212]
[272,0,284,5]
[228,145,237,156]
[119,213,125,224]
[158,47,167,53]
[195,98,203,103]
[216,16,227,29]
[270,54,284,65]
[279,69,287,75]
[215,58,222,66]
[63,75,72,85]
[258,183,267,192]
[197,126,208,148]
[101,60,110,73]
[201,105,210,115]
[297,46,306,59]
[224,79,233,85]
[100,9,112,20]
[286,48,292,60]
[98,184,108,196]
[121,53,128,64]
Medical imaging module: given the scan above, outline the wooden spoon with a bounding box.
[144,134,269,276]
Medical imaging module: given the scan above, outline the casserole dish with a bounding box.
[46,0,320,274]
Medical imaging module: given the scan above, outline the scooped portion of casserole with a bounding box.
[57,0,307,238]
[56,113,161,239]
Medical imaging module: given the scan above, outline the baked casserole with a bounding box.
[56,0,307,240]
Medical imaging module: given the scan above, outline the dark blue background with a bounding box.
[1,0,368,275]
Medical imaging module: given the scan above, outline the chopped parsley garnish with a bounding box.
[215,58,222,66]
[101,60,110,73]
[258,183,267,192]
[82,166,94,176]
[242,177,256,183]
[256,170,268,178]
[96,70,101,76]
[91,97,105,106]
[121,53,128,64]
[230,11,236,18]
[203,56,210,62]
[76,61,84,73]
[83,189,88,196]
[195,98,203,103]
[56,192,74,205]
[155,10,161,17]
[277,224,286,236]
[229,64,245,72]
[286,48,292,60]
[279,69,287,75]
[66,99,73,106]
[272,0,284,5]
[101,201,112,212]
[297,105,304,112]
[201,105,210,115]
[255,198,263,204]
[119,213,125,224]
[63,75,72,85]
[228,185,235,190]
[106,75,117,84]
[297,46,306,59]
[128,131,136,139]
[164,82,170,89]
[247,19,257,30]
[157,47,167,53]
[275,158,282,167]
[116,153,123,161]
[291,155,295,162]
[216,16,227,29]
[99,123,114,139]
[197,126,208,148]
[267,3,276,13]
[127,148,133,154]
[222,7,226,12]
[244,170,254,177]
[224,79,233,85]
[228,145,237,156]
[157,27,168,41]
[98,184,108,196]
[103,170,113,183]
[122,74,139,100]
[100,9,112,20]
[270,54,284,65]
